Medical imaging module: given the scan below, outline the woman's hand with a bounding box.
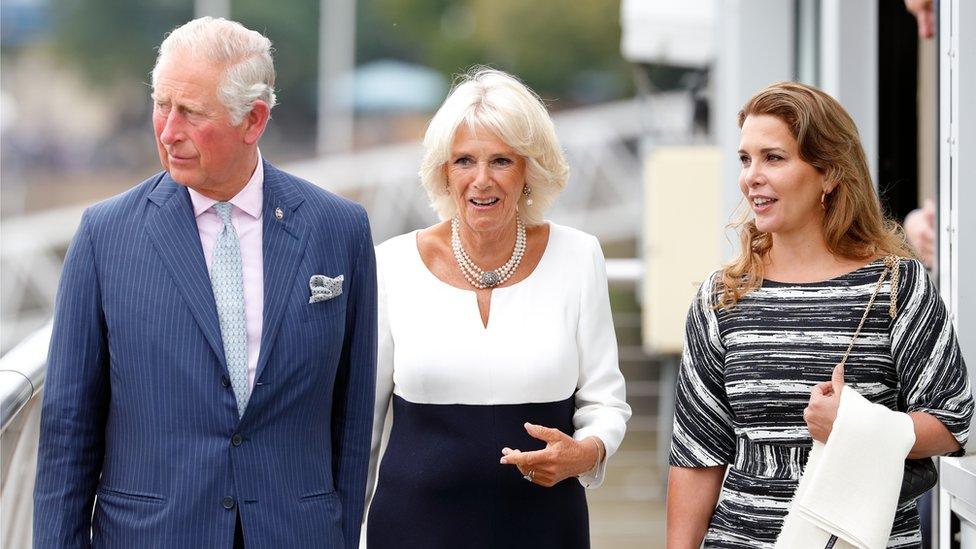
[904,199,936,268]
[904,0,935,39]
[804,363,845,443]
[805,364,964,455]
[499,423,602,487]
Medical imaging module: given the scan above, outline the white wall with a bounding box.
[715,0,795,257]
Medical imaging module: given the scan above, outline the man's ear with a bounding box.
[242,100,270,145]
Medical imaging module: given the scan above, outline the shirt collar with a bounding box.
[188,149,264,219]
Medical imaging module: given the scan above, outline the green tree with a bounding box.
[51,0,192,85]
[47,0,630,146]
[232,0,320,143]
[366,0,631,103]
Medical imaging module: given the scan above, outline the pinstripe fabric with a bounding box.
[669,260,973,548]
[33,161,377,549]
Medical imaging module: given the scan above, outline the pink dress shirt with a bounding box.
[188,152,264,390]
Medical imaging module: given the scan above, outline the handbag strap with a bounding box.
[838,255,902,368]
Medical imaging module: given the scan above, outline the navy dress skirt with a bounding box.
[367,396,589,549]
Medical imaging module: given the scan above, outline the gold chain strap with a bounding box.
[838,255,901,368]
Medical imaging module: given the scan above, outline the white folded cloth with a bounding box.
[776,386,916,549]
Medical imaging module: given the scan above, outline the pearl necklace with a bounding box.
[451,216,526,289]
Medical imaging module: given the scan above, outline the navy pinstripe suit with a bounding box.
[33,161,377,548]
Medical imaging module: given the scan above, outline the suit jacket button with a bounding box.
[221,376,230,388]
[232,434,243,447]
[222,497,236,510]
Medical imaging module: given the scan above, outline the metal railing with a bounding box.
[0,93,692,351]
[0,94,689,547]
[0,262,642,433]
[0,323,50,431]
[0,323,50,549]
[0,261,645,548]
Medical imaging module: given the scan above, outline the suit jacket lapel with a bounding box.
[255,162,308,383]
[144,174,226,366]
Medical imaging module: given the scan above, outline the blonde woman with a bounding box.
[362,68,631,548]
[667,82,973,548]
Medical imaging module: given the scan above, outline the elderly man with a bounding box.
[33,17,376,548]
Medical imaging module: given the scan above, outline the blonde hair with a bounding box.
[418,67,569,226]
[719,81,913,309]
[152,17,277,125]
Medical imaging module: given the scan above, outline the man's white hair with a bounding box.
[419,67,569,227]
[151,17,277,125]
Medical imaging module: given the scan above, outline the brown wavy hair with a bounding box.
[718,81,913,309]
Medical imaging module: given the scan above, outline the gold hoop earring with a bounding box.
[821,192,827,211]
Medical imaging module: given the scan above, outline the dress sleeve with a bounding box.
[362,244,395,539]
[572,235,632,488]
[669,272,735,467]
[891,259,974,452]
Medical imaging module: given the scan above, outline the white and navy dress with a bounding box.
[364,222,631,549]
[670,259,974,548]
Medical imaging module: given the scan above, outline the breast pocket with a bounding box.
[302,293,347,324]
[299,268,347,323]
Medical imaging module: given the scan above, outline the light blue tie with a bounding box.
[211,202,249,417]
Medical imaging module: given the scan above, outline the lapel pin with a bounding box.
[274,207,284,221]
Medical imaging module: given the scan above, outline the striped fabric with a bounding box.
[670,259,973,549]
[33,161,377,549]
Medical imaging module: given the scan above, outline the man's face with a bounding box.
[151,53,253,199]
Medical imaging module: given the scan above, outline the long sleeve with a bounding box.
[331,207,377,548]
[892,259,974,451]
[33,211,110,549]
[572,235,632,488]
[361,242,394,541]
[669,271,735,467]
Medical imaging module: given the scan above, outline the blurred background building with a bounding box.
[2,0,975,547]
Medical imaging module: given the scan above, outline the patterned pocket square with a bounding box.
[309,274,343,304]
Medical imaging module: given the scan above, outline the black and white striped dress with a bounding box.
[670,258,973,548]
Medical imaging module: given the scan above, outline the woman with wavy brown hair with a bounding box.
[666,81,973,548]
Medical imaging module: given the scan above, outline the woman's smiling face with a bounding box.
[446,124,526,235]
[738,114,832,237]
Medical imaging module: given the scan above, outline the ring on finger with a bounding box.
[523,470,535,482]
